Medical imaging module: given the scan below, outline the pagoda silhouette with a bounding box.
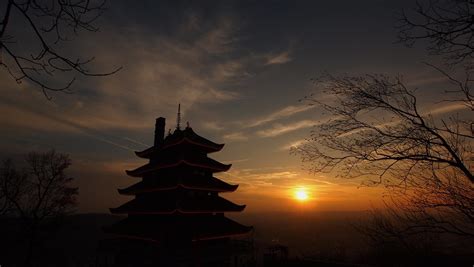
[104,106,253,266]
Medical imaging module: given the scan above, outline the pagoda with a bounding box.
[105,109,252,265]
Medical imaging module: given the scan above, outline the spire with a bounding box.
[176,103,181,130]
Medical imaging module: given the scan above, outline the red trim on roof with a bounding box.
[192,231,251,241]
[162,137,224,152]
[118,177,239,195]
[109,196,246,215]
[110,206,246,215]
[105,216,253,242]
[126,159,232,177]
[118,183,239,195]
[134,135,225,159]
[112,231,250,242]
[135,147,154,158]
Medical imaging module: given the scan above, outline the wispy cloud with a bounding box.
[223,131,248,141]
[221,167,339,193]
[244,104,314,128]
[337,102,470,138]
[426,102,468,115]
[222,158,249,164]
[280,138,308,151]
[201,121,225,131]
[0,100,137,151]
[257,120,317,137]
[121,137,149,147]
[0,14,249,134]
[265,51,292,65]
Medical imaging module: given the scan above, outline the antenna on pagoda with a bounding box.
[176,103,181,130]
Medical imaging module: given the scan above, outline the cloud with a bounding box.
[426,102,468,115]
[280,138,308,151]
[0,99,138,151]
[222,158,249,164]
[265,51,292,65]
[221,167,340,194]
[223,132,248,141]
[0,13,250,135]
[338,102,470,138]
[257,120,317,137]
[201,121,225,131]
[244,104,314,128]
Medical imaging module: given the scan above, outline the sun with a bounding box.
[294,188,309,201]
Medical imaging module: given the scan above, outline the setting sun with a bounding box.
[294,188,309,201]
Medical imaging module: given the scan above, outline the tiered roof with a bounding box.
[110,196,246,214]
[135,127,225,158]
[108,116,251,243]
[105,215,251,242]
[125,156,231,177]
[118,176,238,195]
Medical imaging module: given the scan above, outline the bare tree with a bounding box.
[398,0,473,120]
[0,159,25,216]
[0,0,121,98]
[0,150,78,266]
[397,0,474,65]
[293,1,474,253]
[293,72,473,242]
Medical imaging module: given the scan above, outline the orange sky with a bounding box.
[0,0,463,214]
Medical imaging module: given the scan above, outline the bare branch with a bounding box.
[295,72,473,243]
[0,0,121,98]
[397,0,474,66]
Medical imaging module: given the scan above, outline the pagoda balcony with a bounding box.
[104,214,253,242]
[118,176,238,195]
[126,157,231,177]
[110,195,246,214]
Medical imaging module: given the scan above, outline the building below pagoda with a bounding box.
[102,115,253,267]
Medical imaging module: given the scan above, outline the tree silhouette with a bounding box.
[295,72,473,238]
[295,1,474,251]
[0,150,78,266]
[0,0,121,98]
[397,0,474,65]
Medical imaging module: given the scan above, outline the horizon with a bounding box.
[0,0,470,219]
[1,1,472,266]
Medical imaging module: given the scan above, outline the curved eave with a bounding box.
[126,160,232,177]
[110,205,246,215]
[134,139,224,159]
[104,217,253,242]
[110,197,246,214]
[118,184,239,195]
[135,147,154,158]
[162,137,224,153]
[192,228,253,241]
[108,231,252,243]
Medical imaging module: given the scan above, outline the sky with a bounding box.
[0,0,467,213]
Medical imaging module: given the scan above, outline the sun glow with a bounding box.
[294,188,309,201]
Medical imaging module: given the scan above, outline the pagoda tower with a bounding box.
[106,113,252,264]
